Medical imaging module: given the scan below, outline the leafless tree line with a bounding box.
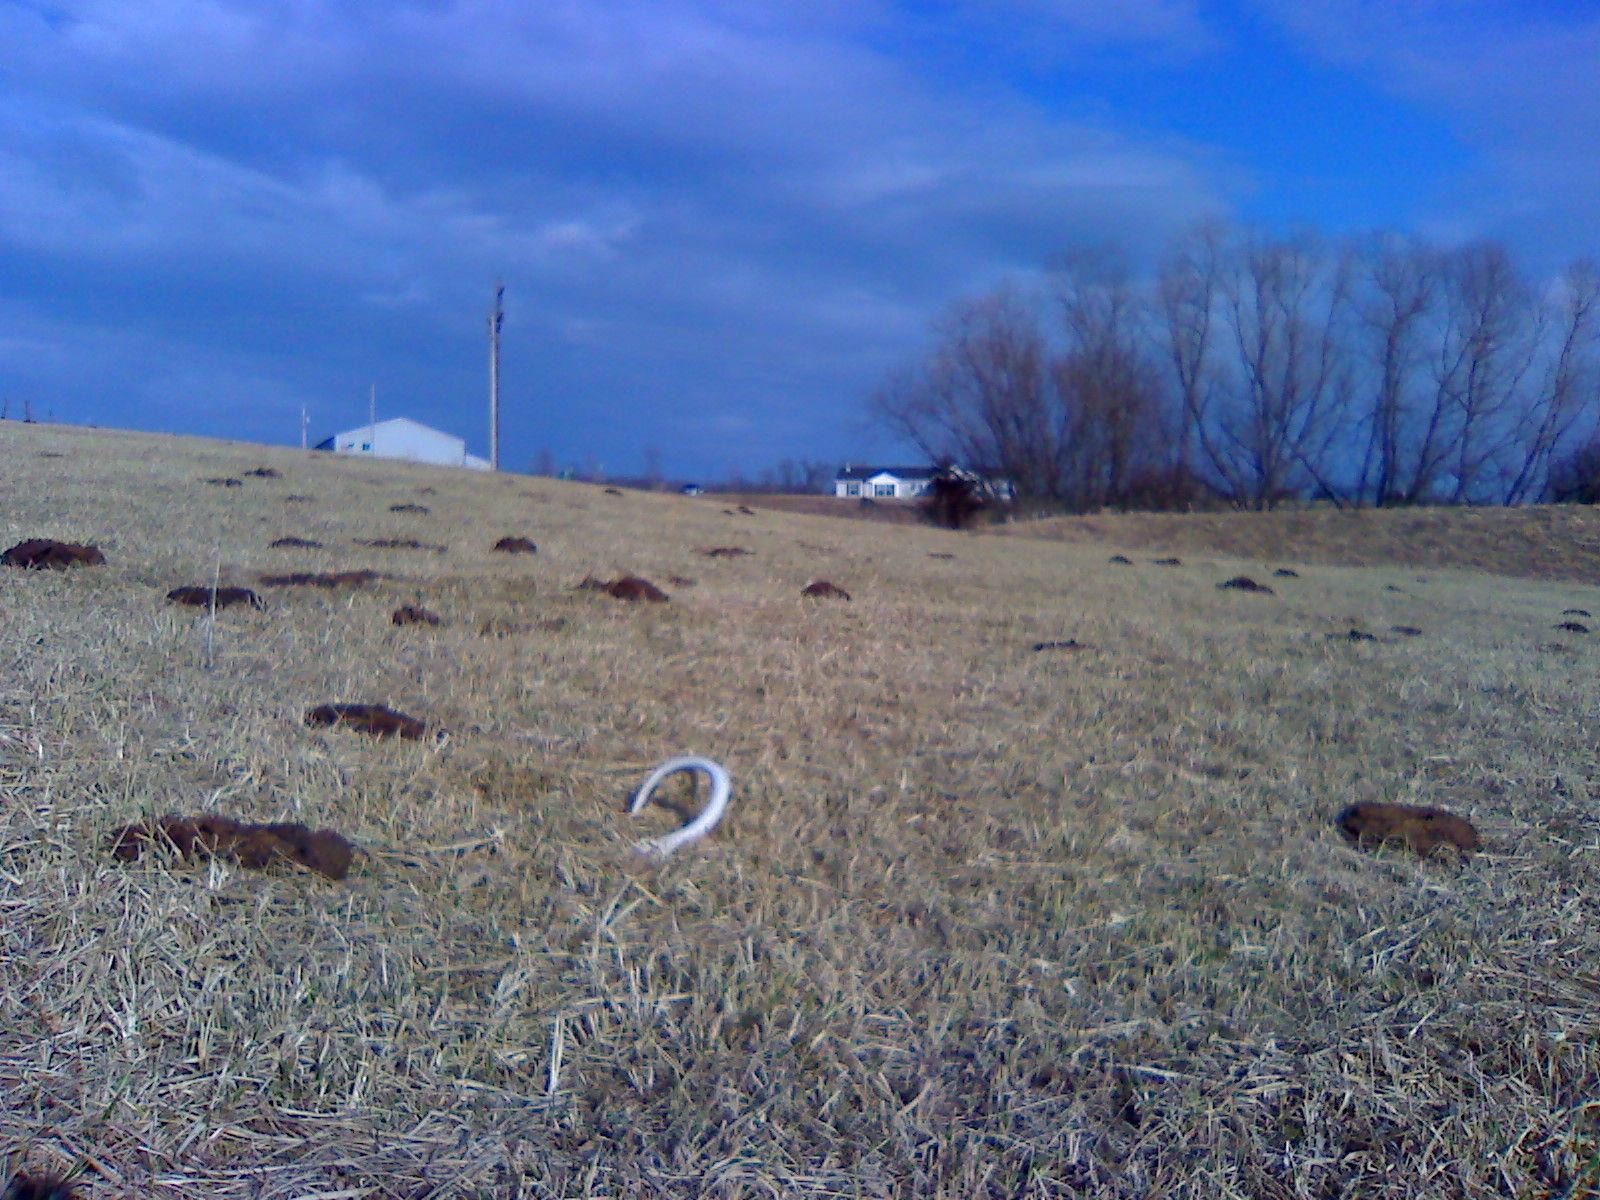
[874,222,1600,511]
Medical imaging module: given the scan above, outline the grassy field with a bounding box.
[2,422,1597,1199]
[1002,504,1600,585]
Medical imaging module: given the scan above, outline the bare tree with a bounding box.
[878,222,1594,514]
[1212,231,1356,508]
[1053,248,1171,508]
[749,458,833,493]
[1433,241,1538,503]
[1505,260,1600,504]
[876,260,1180,514]
[873,287,1065,504]
[1153,221,1297,508]
[1353,235,1441,505]
[1157,222,1226,494]
[775,458,836,493]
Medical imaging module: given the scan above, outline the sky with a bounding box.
[2,1,1598,482]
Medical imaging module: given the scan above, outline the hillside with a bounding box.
[1002,503,1600,584]
[1,422,1597,1199]
[697,492,930,525]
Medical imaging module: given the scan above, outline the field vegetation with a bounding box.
[1,423,1597,1198]
[1004,503,1600,585]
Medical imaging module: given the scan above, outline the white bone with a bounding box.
[628,756,732,860]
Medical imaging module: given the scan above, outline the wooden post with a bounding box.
[488,281,504,472]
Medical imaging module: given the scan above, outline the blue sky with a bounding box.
[2,1,1597,481]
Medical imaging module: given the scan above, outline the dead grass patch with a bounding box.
[355,537,447,553]
[0,423,1597,1197]
[1006,503,1600,583]
[259,569,381,588]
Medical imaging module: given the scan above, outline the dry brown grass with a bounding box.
[1004,504,1600,584]
[715,493,929,525]
[2,423,1598,1198]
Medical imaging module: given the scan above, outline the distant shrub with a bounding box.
[1549,439,1600,505]
[1113,464,1231,512]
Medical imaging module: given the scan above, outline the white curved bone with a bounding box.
[629,756,732,860]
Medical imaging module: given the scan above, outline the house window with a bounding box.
[875,483,896,497]
[845,483,861,497]
[361,442,372,452]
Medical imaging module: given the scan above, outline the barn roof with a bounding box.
[321,416,464,445]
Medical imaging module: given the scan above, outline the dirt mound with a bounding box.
[607,576,668,602]
[1217,576,1274,594]
[111,814,356,880]
[2,539,106,569]
[304,703,426,739]
[802,580,851,600]
[166,585,264,610]
[2,1169,79,1199]
[356,538,447,553]
[1336,801,1479,857]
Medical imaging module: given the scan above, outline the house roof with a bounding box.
[834,464,939,482]
[322,416,464,445]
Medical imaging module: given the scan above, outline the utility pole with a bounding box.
[488,280,504,472]
[300,404,309,450]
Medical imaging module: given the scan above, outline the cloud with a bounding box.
[0,0,1239,477]
[0,296,318,437]
[991,0,1216,54]
[1261,1,1600,265]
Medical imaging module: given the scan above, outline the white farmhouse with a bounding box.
[833,464,939,499]
[314,417,491,470]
